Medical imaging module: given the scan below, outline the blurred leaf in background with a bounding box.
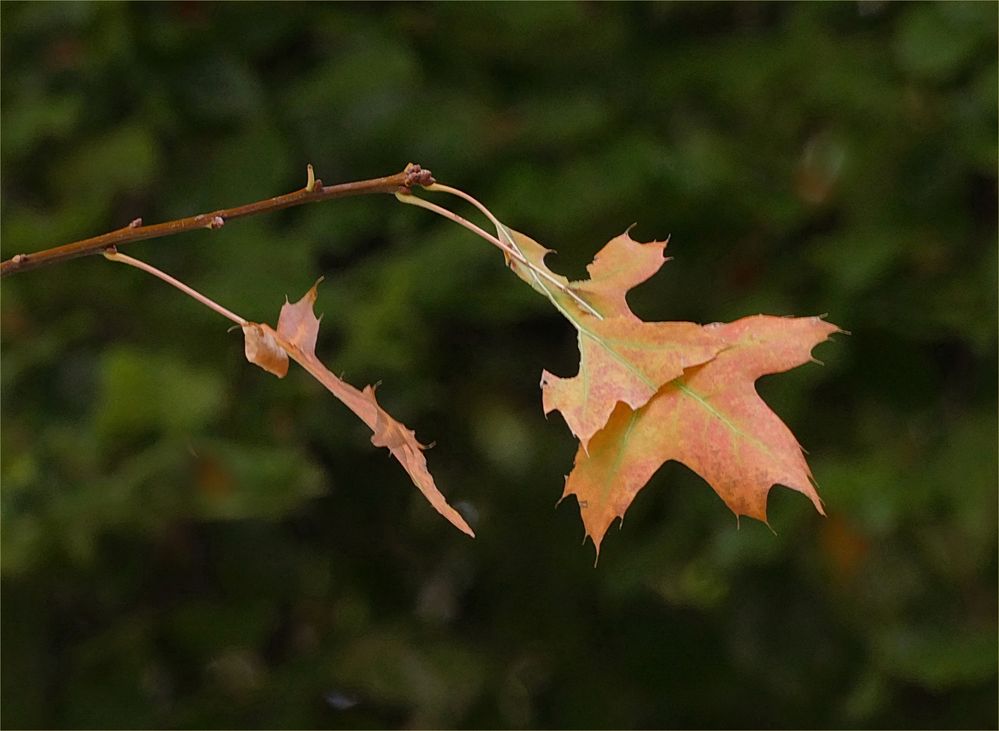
[1,2,996,729]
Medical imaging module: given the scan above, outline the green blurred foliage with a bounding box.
[1,2,995,728]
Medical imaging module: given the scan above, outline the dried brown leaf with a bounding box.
[243,280,473,537]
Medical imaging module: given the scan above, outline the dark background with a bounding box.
[2,2,996,728]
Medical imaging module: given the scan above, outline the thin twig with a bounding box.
[1,163,435,278]
[103,249,247,326]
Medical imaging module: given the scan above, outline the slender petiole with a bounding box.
[395,191,517,260]
[399,186,604,320]
[103,249,247,326]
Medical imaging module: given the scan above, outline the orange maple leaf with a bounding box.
[400,185,842,555]
[562,315,841,558]
[243,281,474,537]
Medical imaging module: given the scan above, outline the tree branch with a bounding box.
[0,163,435,278]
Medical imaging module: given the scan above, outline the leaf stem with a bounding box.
[395,192,518,258]
[1,163,435,278]
[398,186,603,320]
[426,183,511,241]
[103,249,247,326]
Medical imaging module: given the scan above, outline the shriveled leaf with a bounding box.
[276,277,323,354]
[364,385,473,536]
[562,315,841,558]
[243,281,473,537]
[500,226,722,448]
[242,323,288,378]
